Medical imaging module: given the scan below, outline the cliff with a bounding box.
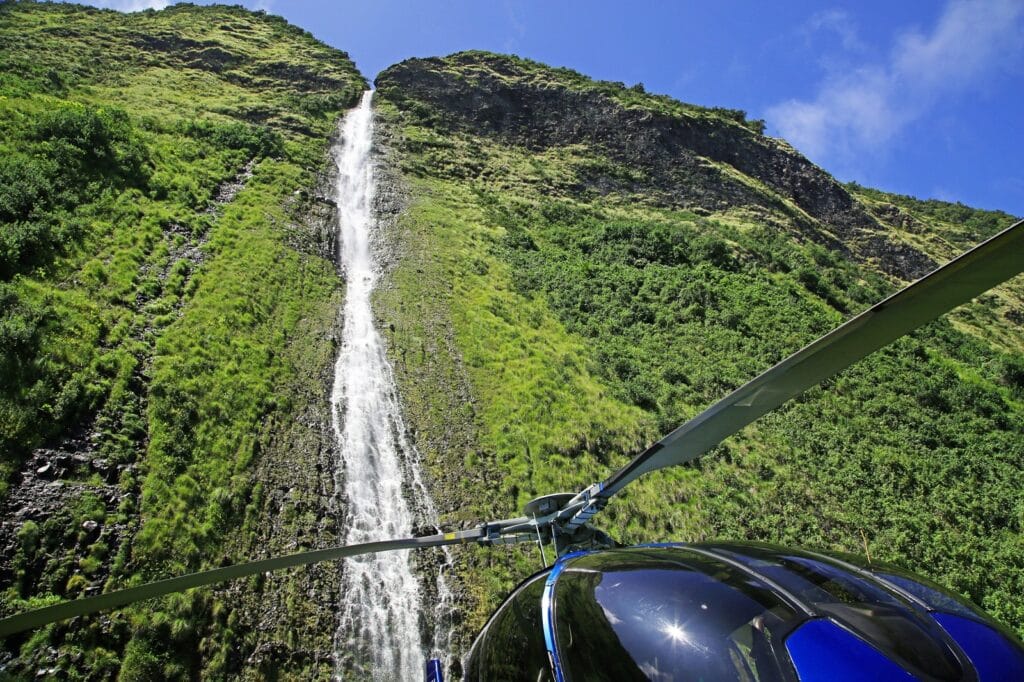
[378,51,945,280]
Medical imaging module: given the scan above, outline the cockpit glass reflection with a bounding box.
[553,548,795,681]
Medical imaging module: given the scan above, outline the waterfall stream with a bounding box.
[330,91,452,680]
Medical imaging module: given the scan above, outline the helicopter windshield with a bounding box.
[552,548,796,681]
[464,569,553,681]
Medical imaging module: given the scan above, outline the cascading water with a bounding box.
[330,91,453,680]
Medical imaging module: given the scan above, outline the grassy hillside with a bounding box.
[0,2,362,678]
[373,51,1024,645]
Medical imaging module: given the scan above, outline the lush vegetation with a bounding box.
[373,52,1024,647]
[0,2,362,678]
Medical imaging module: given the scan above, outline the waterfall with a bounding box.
[330,90,452,680]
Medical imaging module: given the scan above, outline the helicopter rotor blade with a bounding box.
[560,218,1024,531]
[0,521,535,638]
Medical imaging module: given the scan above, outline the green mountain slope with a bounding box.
[373,51,1024,643]
[0,2,362,678]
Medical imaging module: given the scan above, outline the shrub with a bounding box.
[65,573,89,596]
[17,520,40,554]
[1001,357,1024,394]
[0,284,45,382]
[33,103,150,186]
[0,104,150,277]
[119,638,166,682]
[181,119,284,158]
[0,153,55,223]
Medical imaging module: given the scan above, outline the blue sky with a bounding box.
[77,0,1023,216]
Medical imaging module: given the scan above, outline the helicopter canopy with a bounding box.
[465,543,1024,681]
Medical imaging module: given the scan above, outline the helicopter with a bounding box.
[1,219,1023,681]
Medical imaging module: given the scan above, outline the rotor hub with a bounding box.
[522,492,576,518]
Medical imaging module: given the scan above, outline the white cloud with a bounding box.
[893,0,1021,91]
[768,0,1024,163]
[502,0,527,53]
[802,9,865,53]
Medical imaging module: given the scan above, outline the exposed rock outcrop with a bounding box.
[377,52,936,281]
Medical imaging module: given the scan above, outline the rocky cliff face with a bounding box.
[378,52,935,280]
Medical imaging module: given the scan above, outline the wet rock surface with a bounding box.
[0,447,130,588]
[371,107,481,661]
[225,137,344,681]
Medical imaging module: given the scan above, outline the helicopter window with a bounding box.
[792,547,985,621]
[465,570,553,682]
[552,549,795,681]
[867,567,1024,673]
[805,547,1024,648]
[712,544,963,681]
[872,570,984,619]
[785,618,921,682]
